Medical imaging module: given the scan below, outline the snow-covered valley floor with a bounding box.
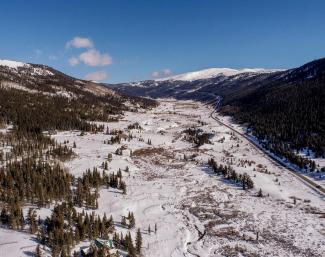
[1,99,324,257]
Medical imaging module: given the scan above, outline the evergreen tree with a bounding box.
[128,212,135,229]
[258,188,263,197]
[127,232,136,257]
[28,208,38,234]
[35,244,42,257]
[135,228,142,254]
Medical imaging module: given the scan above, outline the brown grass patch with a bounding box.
[132,147,175,160]
[219,245,260,257]
[132,147,165,157]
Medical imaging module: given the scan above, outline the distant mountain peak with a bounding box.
[0,58,55,77]
[0,59,29,69]
[157,67,283,82]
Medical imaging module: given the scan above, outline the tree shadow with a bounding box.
[23,251,35,256]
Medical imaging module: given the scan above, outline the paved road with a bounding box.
[207,98,325,198]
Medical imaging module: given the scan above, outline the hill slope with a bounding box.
[221,58,325,162]
[0,59,156,135]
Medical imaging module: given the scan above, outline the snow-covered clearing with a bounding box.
[1,99,324,257]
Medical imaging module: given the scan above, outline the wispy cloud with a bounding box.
[84,71,107,81]
[66,37,93,49]
[66,37,112,67]
[79,49,112,66]
[151,68,172,78]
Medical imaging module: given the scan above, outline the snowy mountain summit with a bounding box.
[158,67,282,81]
[0,59,28,69]
[0,59,54,76]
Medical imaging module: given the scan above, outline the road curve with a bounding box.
[207,100,325,198]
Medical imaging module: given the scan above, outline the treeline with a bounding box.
[44,203,116,256]
[0,201,115,256]
[0,85,155,139]
[0,202,142,257]
[0,160,127,209]
[0,131,68,160]
[267,143,317,171]
[0,126,127,225]
[0,166,129,256]
[0,158,73,206]
[208,158,254,190]
[0,87,109,137]
[74,168,126,208]
[0,131,77,206]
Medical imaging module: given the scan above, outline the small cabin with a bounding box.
[81,239,117,256]
[94,238,115,249]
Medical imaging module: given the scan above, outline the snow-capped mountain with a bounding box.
[110,57,325,104]
[109,66,284,101]
[0,59,115,98]
[0,59,29,69]
[0,59,55,76]
[158,67,282,82]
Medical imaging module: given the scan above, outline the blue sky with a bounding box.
[1,0,325,83]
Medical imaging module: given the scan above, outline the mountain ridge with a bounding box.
[157,67,283,82]
[0,58,119,99]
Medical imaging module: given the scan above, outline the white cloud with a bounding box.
[84,71,107,81]
[68,56,79,66]
[66,36,112,67]
[66,37,94,49]
[79,49,112,66]
[151,69,172,78]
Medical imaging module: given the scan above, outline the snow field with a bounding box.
[1,99,324,257]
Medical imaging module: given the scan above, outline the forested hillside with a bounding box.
[221,58,325,169]
[0,60,157,136]
[0,87,155,136]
